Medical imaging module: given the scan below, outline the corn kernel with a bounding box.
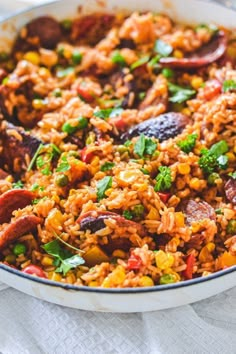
[202,271,212,277]
[177,163,191,175]
[23,51,40,65]
[181,108,191,116]
[38,67,51,78]
[175,212,185,227]
[191,77,203,90]
[40,48,58,67]
[139,276,154,287]
[101,265,126,287]
[191,222,202,233]
[226,152,235,162]
[155,250,174,270]
[146,207,160,220]
[32,99,45,110]
[112,249,126,259]
[41,256,54,266]
[91,156,100,166]
[46,208,63,231]
[66,272,76,284]
[173,49,183,59]
[189,177,201,190]
[51,272,62,282]
[88,281,99,287]
[199,242,215,263]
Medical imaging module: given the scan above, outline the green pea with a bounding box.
[4,254,16,264]
[72,51,83,65]
[77,116,88,129]
[13,243,27,256]
[133,204,145,218]
[227,219,236,235]
[111,51,126,67]
[159,274,175,285]
[61,19,72,31]
[55,174,69,187]
[53,88,62,97]
[208,172,220,185]
[161,68,174,78]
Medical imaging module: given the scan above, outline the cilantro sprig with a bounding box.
[100,162,115,172]
[134,134,157,158]
[94,108,123,120]
[154,166,172,192]
[28,143,61,175]
[222,80,236,93]
[198,140,229,174]
[97,176,112,201]
[42,239,84,276]
[177,134,198,154]
[168,82,196,104]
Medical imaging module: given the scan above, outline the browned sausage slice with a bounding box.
[77,210,145,236]
[182,200,216,225]
[26,16,62,49]
[0,122,42,173]
[121,112,190,142]
[225,178,236,205]
[160,32,226,69]
[0,189,35,224]
[0,215,42,250]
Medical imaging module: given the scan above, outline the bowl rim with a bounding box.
[0,263,235,293]
[0,0,235,294]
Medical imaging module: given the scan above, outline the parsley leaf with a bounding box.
[154,166,172,192]
[177,134,198,153]
[134,134,157,157]
[154,39,173,57]
[94,107,123,120]
[123,210,133,220]
[130,56,150,71]
[42,239,84,276]
[223,80,236,92]
[30,183,45,192]
[229,171,236,179]
[168,82,196,103]
[56,156,71,172]
[97,176,112,201]
[100,162,115,172]
[199,140,229,174]
[12,180,24,189]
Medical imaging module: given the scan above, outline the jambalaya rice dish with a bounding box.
[0,12,235,288]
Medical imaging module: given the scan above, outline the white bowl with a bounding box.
[0,0,235,312]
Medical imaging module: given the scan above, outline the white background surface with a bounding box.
[0,1,236,353]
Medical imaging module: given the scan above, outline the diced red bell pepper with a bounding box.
[111,117,126,131]
[202,80,222,101]
[127,254,142,270]
[158,192,171,203]
[81,147,94,163]
[77,86,94,103]
[22,265,47,278]
[182,254,196,280]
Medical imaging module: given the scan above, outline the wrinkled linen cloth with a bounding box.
[0,1,236,353]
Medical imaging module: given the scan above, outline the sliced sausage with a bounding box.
[0,168,8,180]
[0,215,42,250]
[0,189,35,224]
[182,199,216,226]
[0,122,42,173]
[26,16,62,49]
[121,112,190,142]
[78,210,145,236]
[160,32,226,69]
[225,178,236,205]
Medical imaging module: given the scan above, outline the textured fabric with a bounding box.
[0,1,236,353]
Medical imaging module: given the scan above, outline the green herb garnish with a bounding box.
[130,56,150,71]
[134,134,157,158]
[97,176,112,201]
[168,82,196,103]
[56,156,71,173]
[62,117,88,134]
[56,67,75,78]
[177,134,198,154]
[30,183,45,192]
[111,51,126,67]
[154,39,173,57]
[123,210,133,220]
[12,181,24,189]
[199,140,229,174]
[42,239,84,276]
[222,80,236,92]
[100,162,115,172]
[228,171,236,179]
[94,107,123,120]
[154,166,172,192]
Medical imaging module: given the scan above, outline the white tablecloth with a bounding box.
[0,2,236,353]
